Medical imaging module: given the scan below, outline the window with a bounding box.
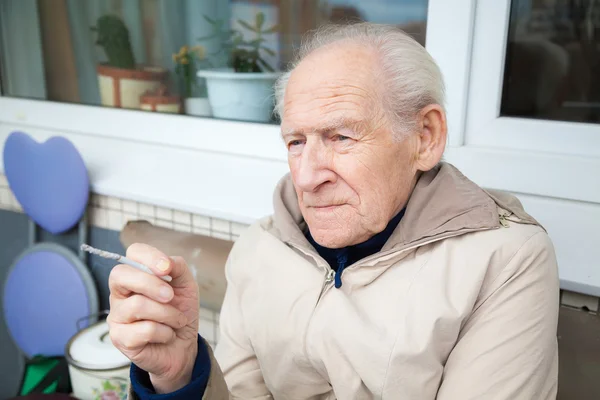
[426,0,600,204]
[501,0,600,124]
[0,0,428,124]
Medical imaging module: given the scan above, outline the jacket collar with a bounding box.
[268,162,538,254]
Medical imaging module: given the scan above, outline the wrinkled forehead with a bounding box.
[282,45,382,130]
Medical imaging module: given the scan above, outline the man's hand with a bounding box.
[108,243,200,393]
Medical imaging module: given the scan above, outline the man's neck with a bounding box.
[305,209,405,288]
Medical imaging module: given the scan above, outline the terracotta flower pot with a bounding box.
[140,85,183,114]
[96,64,168,109]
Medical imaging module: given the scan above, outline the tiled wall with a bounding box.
[0,173,21,212]
[0,173,248,348]
[0,173,249,242]
[87,193,249,242]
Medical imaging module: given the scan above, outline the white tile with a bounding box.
[192,226,211,236]
[155,219,174,229]
[211,231,232,241]
[106,209,124,231]
[173,210,191,224]
[0,187,11,208]
[0,174,7,186]
[199,307,215,322]
[90,207,108,228]
[121,199,138,214]
[8,192,22,211]
[192,214,211,229]
[96,195,109,208]
[106,196,122,210]
[211,218,230,233]
[139,216,156,225]
[138,202,155,218]
[231,222,249,236]
[198,319,216,343]
[123,213,138,224]
[562,290,599,312]
[174,223,192,233]
[155,206,173,220]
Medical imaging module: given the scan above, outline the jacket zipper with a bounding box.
[317,269,335,304]
[296,214,507,308]
[499,209,514,228]
[311,226,498,308]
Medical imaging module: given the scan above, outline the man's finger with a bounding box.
[109,263,174,302]
[110,294,187,330]
[126,243,172,277]
[168,255,196,287]
[125,244,195,287]
[109,320,175,353]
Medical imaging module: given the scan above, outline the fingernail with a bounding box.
[159,286,172,301]
[156,258,170,272]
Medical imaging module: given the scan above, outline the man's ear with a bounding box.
[415,104,447,171]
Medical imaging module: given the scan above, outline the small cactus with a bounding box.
[92,15,136,69]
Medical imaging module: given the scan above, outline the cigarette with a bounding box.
[80,243,173,283]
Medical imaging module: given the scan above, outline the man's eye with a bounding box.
[335,135,351,142]
[288,140,304,148]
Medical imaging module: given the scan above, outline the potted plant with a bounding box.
[196,12,281,123]
[140,84,183,114]
[173,45,213,117]
[92,15,167,109]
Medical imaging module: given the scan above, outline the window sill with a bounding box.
[0,98,289,224]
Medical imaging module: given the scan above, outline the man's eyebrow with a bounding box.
[281,117,365,137]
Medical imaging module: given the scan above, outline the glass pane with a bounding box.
[0,0,428,124]
[501,0,600,124]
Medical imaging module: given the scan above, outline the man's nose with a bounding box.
[293,140,337,192]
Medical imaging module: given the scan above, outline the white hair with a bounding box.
[273,23,446,139]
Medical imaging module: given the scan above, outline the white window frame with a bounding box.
[427,0,600,204]
[2,0,599,222]
[0,98,286,162]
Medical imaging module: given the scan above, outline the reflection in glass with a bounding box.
[502,0,600,124]
[0,0,428,123]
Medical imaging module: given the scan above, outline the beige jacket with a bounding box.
[135,163,560,399]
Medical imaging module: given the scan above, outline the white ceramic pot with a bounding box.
[197,68,280,123]
[185,97,213,117]
[65,321,130,400]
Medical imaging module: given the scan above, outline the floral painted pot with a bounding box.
[65,321,130,400]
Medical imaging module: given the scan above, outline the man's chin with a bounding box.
[311,235,347,249]
[305,224,352,249]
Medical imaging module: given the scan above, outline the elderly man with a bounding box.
[109,23,559,399]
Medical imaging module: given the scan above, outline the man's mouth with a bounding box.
[311,204,344,210]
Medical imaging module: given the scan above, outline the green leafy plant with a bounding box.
[199,12,278,73]
[173,45,210,98]
[91,14,136,69]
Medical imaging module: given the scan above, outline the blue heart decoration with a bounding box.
[3,131,89,234]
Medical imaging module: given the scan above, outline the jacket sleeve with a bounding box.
[210,228,273,399]
[127,336,228,400]
[128,225,271,400]
[436,231,560,400]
